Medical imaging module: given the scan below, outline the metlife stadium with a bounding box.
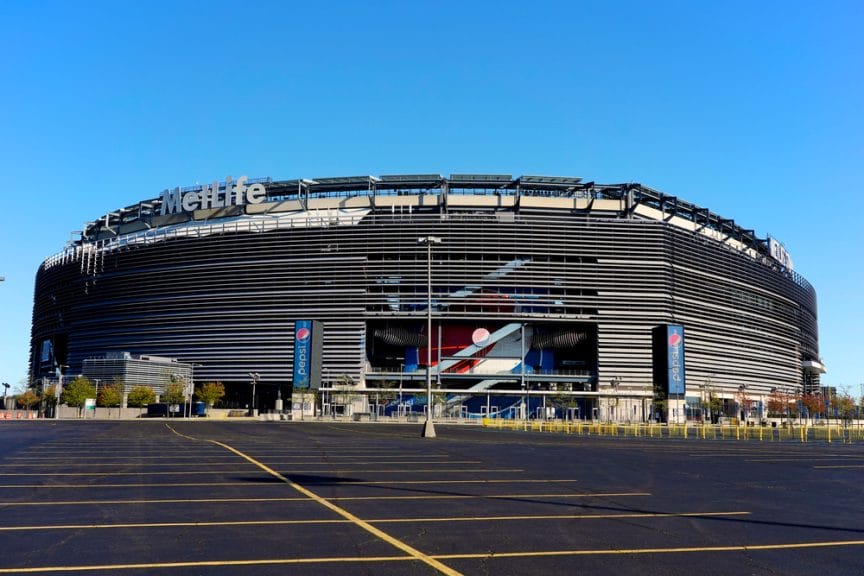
[30,173,824,420]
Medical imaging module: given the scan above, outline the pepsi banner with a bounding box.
[292,320,323,389]
[652,324,687,397]
[667,324,686,395]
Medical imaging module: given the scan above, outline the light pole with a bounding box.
[418,236,442,438]
[55,364,68,419]
[93,379,100,419]
[248,372,260,417]
[1,382,9,411]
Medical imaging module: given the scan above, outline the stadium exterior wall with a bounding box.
[29,174,820,417]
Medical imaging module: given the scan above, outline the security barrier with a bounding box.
[480,419,864,443]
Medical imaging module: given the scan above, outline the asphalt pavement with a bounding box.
[0,420,862,575]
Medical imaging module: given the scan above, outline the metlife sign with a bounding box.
[159,175,267,215]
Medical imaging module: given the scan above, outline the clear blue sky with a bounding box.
[1,0,861,395]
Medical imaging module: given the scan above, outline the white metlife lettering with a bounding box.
[159,175,267,215]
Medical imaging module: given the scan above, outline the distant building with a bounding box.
[82,352,193,405]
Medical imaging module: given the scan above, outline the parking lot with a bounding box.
[1,421,863,575]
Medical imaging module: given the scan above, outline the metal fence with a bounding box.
[481,419,864,443]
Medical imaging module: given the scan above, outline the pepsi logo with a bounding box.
[472,328,491,346]
[668,332,682,347]
[296,327,310,341]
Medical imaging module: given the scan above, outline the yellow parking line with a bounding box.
[16,450,411,457]
[0,478,585,489]
[0,492,649,507]
[0,460,484,468]
[5,539,862,574]
[324,479,582,485]
[0,555,412,573]
[0,482,276,489]
[0,470,263,476]
[371,511,751,523]
[0,497,313,506]
[0,519,347,531]
[434,539,864,559]
[0,511,749,532]
[0,468,521,477]
[166,425,462,576]
[331,492,651,501]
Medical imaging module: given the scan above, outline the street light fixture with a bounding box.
[248,372,260,417]
[418,236,442,439]
[55,364,68,420]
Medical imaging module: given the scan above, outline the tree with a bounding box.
[735,387,752,422]
[802,393,824,424]
[707,392,724,422]
[97,380,123,417]
[127,385,156,408]
[196,381,225,411]
[836,393,856,422]
[17,390,39,411]
[163,379,187,416]
[60,376,96,417]
[42,386,56,417]
[766,389,787,418]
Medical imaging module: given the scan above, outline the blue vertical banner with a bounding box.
[293,320,313,389]
[667,324,686,396]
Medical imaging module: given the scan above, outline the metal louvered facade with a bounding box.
[30,174,821,414]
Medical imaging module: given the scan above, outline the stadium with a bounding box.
[30,174,823,421]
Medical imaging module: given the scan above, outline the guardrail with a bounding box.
[480,419,864,443]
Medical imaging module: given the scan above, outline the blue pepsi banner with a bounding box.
[667,324,686,396]
[293,320,313,389]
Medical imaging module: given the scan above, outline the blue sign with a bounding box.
[667,325,686,396]
[293,320,313,388]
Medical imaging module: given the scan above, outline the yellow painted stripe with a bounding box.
[373,511,751,523]
[0,492,649,507]
[322,479,582,485]
[0,468,521,477]
[0,459,483,468]
[434,539,864,559]
[0,470,264,477]
[0,497,313,506]
[13,450,412,458]
[0,478,585,489]
[0,555,412,574]
[0,482,271,489]
[6,540,861,574]
[0,511,750,531]
[331,491,651,501]
[813,464,864,469]
[0,519,346,531]
[166,425,463,576]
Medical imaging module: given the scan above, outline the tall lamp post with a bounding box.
[418,236,442,439]
[55,364,68,419]
[1,382,9,411]
[248,372,260,417]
